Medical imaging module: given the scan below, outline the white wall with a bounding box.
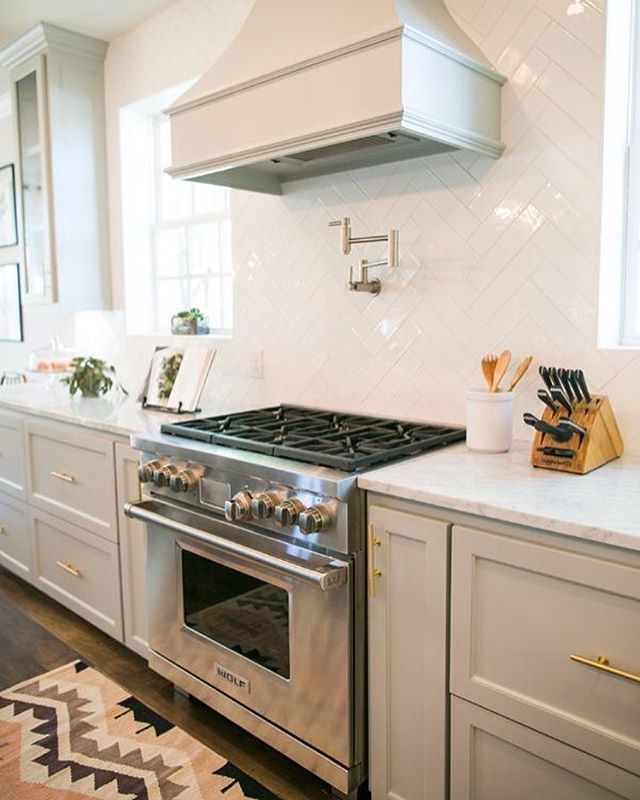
[4,0,640,454]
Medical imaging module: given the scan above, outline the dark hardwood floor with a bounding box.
[0,565,332,800]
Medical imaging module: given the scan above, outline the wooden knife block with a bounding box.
[530,395,623,474]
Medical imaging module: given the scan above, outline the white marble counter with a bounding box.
[0,383,199,437]
[359,440,640,553]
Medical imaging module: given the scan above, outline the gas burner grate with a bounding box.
[161,405,465,471]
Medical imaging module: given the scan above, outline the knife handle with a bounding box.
[539,366,553,392]
[551,387,572,415]
[558,369,575,403]
[576,369,592,403]
[537,389,558,413]
[567,370,583,403]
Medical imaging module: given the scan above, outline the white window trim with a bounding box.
[149,114,232,335]
[598,0,639,347]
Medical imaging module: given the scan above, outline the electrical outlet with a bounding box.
[250,349,264,380]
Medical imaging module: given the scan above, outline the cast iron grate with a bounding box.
[160,405,465,471]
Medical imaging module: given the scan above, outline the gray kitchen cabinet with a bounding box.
[0,493,32,582]
[24,418,118,541]
[451,697,640,800]
[450,524,640,776]
[31,505,123,639]
[0,23,110,309]
[0,409,26,499]
[368,504,449,800]
[115,442,148,658]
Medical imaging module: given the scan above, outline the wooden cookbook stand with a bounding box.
[531,395,624,474]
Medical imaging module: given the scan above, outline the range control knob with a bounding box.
[138,459,163,483]
[298,504,332,534]
[224,491,253,522]
[153,464,179,487]
[274,498,305,527]
[169,469,199,493]
[250,492,280,519]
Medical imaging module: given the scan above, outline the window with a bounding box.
[599,0,640,346]
[120,87,232,336]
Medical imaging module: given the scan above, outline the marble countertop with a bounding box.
[0,383,200,437]
[3,384,639,552]
[359,440,640,553]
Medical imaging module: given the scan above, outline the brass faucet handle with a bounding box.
[328,217,352,254]
[388,229,399,268]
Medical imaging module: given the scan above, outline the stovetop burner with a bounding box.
[160,405,465,472]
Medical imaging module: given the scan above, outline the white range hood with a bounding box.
[167,0,506,195]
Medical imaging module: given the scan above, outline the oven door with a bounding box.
[125,499,354,766]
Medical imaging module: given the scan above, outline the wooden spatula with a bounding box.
[481,354,497,390]
[507,355,533,392]
[491,350,512,392]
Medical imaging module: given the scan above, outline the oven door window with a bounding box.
[181,549,290,679]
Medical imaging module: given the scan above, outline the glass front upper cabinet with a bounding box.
[14,57,54,304]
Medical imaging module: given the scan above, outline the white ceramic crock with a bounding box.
[465,388,514,453]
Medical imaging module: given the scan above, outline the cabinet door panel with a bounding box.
[450,525,640,775]
[31,508,122,639]
[451,697,640,800]
[0,493,31,580]
[0,410,25,498]
[368,505,449,800]
[25,419,117,540]
[115,443,148,657]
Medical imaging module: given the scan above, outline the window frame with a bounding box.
[149,114,232,336]
[599,0,640,347]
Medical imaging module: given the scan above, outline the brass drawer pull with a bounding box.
[56,560,82,578]
[0,524,5,534]
[367,523,382,597]
[569,653,640,685]
[51,470,76,483]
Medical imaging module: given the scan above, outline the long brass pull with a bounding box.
[569,653,640,685]
[56,560,82,578]
[51,470,76,483]
[0,525,5,534]
[367,523,382,597]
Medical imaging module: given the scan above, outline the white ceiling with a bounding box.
[0,0,177,51]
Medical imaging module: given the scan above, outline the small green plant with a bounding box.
[61,357,127,398]
[175,307,206,321]
[157,352,183,400]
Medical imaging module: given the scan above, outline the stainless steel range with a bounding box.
[125,406,464,795]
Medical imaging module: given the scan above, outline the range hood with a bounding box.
[167,0,506,195]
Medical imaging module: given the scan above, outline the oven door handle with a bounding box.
[124,501,348,591]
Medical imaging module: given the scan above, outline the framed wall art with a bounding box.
[0,164,18,248]
[0,263,23,342]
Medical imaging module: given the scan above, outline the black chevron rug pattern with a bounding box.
[0,660,281,799]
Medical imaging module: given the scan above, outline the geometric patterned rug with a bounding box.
[0,660,280,799]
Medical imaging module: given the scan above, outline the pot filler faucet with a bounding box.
[329,217,399,295]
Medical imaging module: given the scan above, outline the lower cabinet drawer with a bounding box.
[451,525,640,775]
[0,492,32,580]
[451,697,640,800]
[31,509,123,640]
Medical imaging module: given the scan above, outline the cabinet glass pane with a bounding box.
[16,71,49,298]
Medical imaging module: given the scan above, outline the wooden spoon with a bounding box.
[490,350,512,392]
[507,355,533,392]
[481,354,497,390]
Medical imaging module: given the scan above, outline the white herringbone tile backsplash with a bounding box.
[4,0,622,456]
[96,0,640,452]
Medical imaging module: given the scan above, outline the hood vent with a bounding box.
[278,132,421,163]
[167,0,506,195]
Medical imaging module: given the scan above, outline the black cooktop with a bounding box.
[160,405,465,472]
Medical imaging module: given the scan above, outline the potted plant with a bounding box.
[61,356,126,398]
[171,307,209,335]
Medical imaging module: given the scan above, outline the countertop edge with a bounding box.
[358,475,640,553]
